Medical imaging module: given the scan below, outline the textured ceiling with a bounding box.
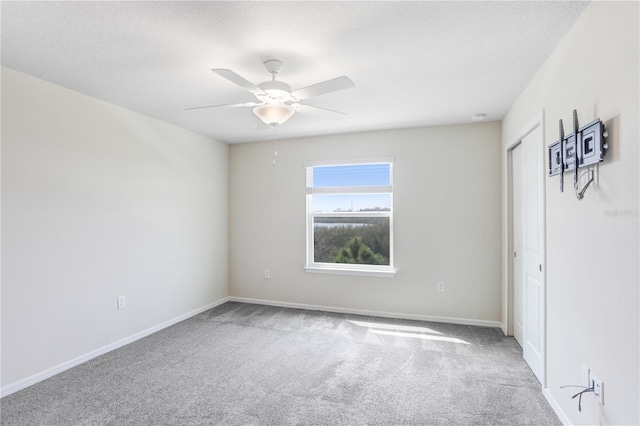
[1,1,588,144]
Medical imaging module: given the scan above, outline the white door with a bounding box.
[512,143,524,346]
[520,124,545,384]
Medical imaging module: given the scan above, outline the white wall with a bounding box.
[501,2,639,424]
[229,122,502,323]
[1,67,229,390]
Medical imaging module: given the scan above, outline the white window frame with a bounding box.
[304,158,396,278]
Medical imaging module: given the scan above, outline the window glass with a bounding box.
[306,160,393,273]
[311,194,391,213]
[312,163,391,187]
[314,217,390,265]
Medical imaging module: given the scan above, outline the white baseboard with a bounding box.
[0,296,230,398]
[2,296,503,398]
[229,296,502,328]
[543,387,571,425]
[500,323,508,336]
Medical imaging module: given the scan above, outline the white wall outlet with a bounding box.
[117,296,126,310]
[264,269,270,279]
[437,282,445,292]
[590,372,604,405]
[581,364,590,387]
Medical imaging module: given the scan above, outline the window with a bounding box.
[305,159,395,277]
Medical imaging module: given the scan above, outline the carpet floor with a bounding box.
[1,302,559,425]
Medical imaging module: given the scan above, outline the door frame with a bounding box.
[502,111,547,387]
[510,141,524,346]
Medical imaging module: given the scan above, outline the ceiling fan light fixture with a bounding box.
[253,104,295,126]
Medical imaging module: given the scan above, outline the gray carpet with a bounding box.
[1,302,559,425]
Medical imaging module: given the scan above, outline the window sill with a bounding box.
[304,266,396,278]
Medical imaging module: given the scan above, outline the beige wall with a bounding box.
[502,2,639,424]
[229,122,502,323]
[5,3,637,423]
[1,67,229,389]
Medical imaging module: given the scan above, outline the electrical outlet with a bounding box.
[581,364,590,387]
[264,269,270,279]
[437,282,445,292]
[590,372,604,405]
[117,296,126,310]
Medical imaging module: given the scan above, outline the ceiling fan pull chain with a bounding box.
[273,141,278,167]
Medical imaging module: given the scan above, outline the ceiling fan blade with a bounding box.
[292,76,354,101]
[212,69,265,96]
[184,102,261,111]
[293,103,348,119]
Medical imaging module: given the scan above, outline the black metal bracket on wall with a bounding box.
[548,109,608,199]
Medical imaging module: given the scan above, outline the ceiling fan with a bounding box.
[186,59,355,127]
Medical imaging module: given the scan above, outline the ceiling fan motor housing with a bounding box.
[257,80,295,103]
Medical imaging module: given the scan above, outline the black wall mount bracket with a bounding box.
[548,110,608,199]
